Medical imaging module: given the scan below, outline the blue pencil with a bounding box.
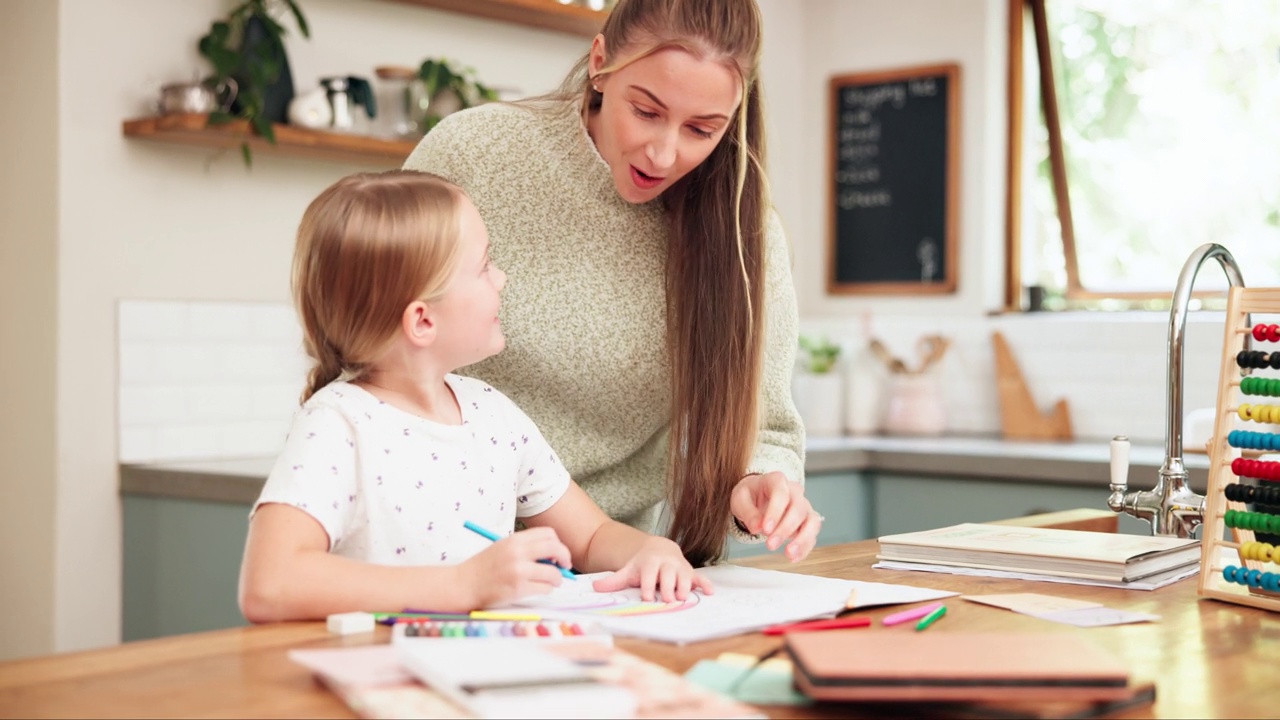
[463,520,576,580]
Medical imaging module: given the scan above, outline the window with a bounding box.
[1007,0,1280,311]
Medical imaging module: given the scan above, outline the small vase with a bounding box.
[232,14,296,125]
[845,346,887,435]
[792,372,844,437]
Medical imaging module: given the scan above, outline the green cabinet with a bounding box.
[122,496,250,641]
[727,471,872,559]
[870,473,1152,537]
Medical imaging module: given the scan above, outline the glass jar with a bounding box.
[374,65,427,140]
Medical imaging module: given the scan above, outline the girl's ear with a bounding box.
[402,300,437,348]
[588,35,608,86]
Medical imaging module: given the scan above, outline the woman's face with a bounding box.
[589,41,743,204]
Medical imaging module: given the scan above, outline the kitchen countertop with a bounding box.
[119,434,1211,505]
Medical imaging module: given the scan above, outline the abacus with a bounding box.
[1199,289,1280,612]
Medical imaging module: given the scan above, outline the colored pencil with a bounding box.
[915,605,948,631]
[761,615,871,635]
[462,520,576,580]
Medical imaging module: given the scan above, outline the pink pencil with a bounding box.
[882,602,944,626]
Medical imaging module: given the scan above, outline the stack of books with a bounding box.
[876,523,1200,584]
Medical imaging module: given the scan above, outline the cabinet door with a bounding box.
[726,471,871,559]
[871,473,1151,537]
[123,496,250,641]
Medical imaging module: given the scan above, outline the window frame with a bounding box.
[1004,0,1222,310]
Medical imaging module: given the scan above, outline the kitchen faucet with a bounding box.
[1107,243,1247,537]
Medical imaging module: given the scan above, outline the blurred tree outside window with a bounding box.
[1010,0,1280,311]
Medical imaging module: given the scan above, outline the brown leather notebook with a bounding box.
[787,631,1134,703]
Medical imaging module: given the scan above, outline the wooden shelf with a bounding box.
[384,0,606,37]
[122,113,419,167]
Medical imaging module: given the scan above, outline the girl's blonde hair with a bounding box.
[531,0,771,566]
[293,170,466,403]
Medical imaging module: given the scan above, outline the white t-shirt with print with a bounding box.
[253,376,571,566]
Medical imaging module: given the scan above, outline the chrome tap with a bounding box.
[1107,243,1247,537]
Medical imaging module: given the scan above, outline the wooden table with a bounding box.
[1,537,1274,718]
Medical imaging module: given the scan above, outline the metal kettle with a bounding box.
[320,76,377,132]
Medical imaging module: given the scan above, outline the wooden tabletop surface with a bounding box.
[0,537,1274,719]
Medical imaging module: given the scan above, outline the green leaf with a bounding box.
[240,142,253,167]
[282,0,311,38]
[252,115,276,144]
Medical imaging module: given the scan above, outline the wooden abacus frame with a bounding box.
[1198,287,1280,611]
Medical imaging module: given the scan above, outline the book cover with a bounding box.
[877,523,1199,581]
[786,631,1135,703]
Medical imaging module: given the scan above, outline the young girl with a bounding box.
[238,170,711,623]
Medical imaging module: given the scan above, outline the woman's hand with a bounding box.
[730,471,822,562]
[460,526,573,608]
[590,536,715,602]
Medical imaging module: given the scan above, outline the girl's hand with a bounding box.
[460,527,573,608]
[730,471,822,562]
[590,536,714,603]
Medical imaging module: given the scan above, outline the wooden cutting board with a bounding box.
[992,331,1073,441]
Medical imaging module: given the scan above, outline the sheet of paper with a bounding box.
[962,593,1159,627]
[873,558,1199,591]
[1029,606,1161,627]
[495,564,955,644]
[962,592,1101,615]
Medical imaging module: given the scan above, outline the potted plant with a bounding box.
[416,58,499,132]
[793,335,844,437]
[198,0,311,165]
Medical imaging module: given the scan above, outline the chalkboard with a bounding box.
[827,64,960,294]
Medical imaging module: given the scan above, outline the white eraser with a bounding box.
[327,611,375,635]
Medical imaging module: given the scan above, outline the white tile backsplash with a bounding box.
[799,311,1278,445]
[118,299,1277,463]
[117,299,306,463]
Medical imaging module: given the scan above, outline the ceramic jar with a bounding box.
[883,373,947,436]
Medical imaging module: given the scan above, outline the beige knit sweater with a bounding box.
[403,99,805,535]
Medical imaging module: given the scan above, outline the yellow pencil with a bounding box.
[469,611,542,621]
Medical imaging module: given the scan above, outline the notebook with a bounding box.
[786,631,1135,703]
[395,640,634,719]
[876,523,1200,582]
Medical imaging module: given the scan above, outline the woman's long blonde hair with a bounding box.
[538,0,771,566]
[293,170,466,403]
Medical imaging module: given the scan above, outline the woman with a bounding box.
[404,0,816,567]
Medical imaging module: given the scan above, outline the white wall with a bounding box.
[793,0,1008,318]
[0,0,60,662]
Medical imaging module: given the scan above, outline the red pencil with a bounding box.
[761,615,872,635]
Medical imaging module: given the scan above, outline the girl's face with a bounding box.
[588,42,743,204]
[432,196,507,369]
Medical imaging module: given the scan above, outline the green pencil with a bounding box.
[915,605,947,631]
